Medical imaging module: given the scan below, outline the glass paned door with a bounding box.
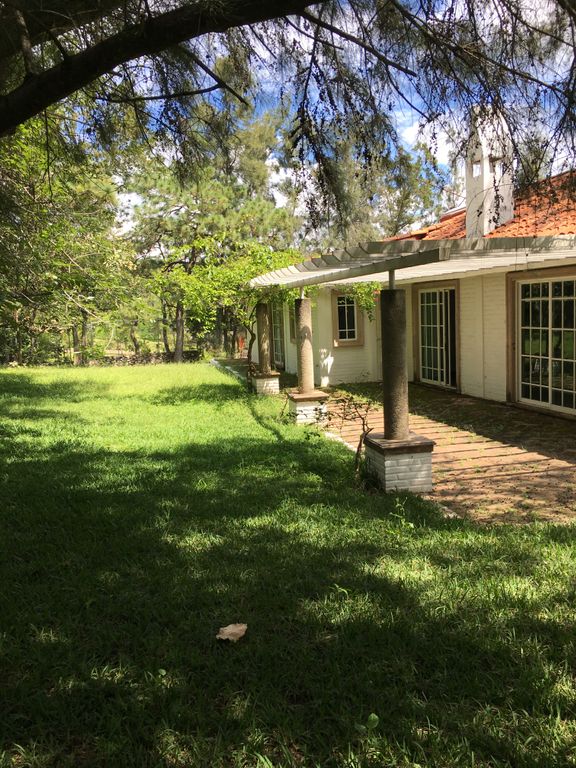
[519,279,576,412]
[419,288,457,388]
[271,303,285,370]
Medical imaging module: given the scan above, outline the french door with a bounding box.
[419,288,457,388]
[518,279,576,413]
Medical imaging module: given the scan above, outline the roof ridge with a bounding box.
[389,169,576,242]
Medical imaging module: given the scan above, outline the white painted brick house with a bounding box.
[252,125,576,420]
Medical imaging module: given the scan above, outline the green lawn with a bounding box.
[1,363,575,767]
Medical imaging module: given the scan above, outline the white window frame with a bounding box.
[517,277,576,415]
[337,295,357,341]
[332,293,364,348]
[418,287,457,388]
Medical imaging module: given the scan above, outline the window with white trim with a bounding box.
[336,295,357,341]
[519,279,576,412]
[332,292,364,347]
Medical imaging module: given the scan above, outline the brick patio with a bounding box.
[215,360,575,523]
[327,384,576,524]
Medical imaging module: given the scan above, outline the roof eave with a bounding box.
[249,234,576,289]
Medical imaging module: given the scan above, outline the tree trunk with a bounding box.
[161,300,172,356]
[231,322,239,357]
[214,308,225,353]
[13,309,22,364]
[27,308,38,364]
[222,307,234,358]
[0,0,316,138]
[173,300,184,362]
[80,309,89,364]
[246,325,256,371]
[15,330,22,365]
[72,325,82,366]
[129,320,140,355]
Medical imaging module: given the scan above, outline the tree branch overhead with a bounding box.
[0,0,574,187]
[0,0,318,136]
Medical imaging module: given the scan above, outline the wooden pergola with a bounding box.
[249,234,576,491]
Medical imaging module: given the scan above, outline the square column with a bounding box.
[252,372,280,395]
[364,433,434,493]
[288,391,329,424]
[367,288,434,492]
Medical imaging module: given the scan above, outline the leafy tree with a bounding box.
[181,239,299,361]
[128,106,300,360]
[0,113,133,363]
[280,140,446,248]
[377,145,446,237]
[0,0,573,205]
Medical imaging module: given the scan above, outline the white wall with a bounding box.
[277,289,409,387]
[459,277,484,397]
[251,275,508,398]
[480,274,507,401]
[458,274,507,401]
[313,290,380,386]
[403,274,507,401]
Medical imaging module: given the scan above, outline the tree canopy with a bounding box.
[1,0,575,365]
[0,111,133,364]
[1,0,575,193]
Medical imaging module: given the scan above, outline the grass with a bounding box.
[0,363,575,767]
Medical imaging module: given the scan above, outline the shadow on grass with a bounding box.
[0,371,111,403]
[0,373,95,444]
[150,382,245,406]
[1,413,576,766]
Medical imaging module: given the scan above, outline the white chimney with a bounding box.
[465,112,514,237]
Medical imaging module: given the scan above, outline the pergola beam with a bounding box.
[250,249,443,289]
[250,235,576,290]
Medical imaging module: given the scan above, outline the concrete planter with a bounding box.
[364,432,434,493]
[288,390,329,424]
[251,372,281,395]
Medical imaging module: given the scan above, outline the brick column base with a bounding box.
[364,433,434,493]
[251,372,281,395]
[288,390,329,424]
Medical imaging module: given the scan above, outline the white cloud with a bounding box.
[400,118,453,166]
[115,191,143,235]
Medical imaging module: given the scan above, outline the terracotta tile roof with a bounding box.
[392,171,576,242]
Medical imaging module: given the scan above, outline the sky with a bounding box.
[112,0,575,240]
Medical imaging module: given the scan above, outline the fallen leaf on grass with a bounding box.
[216,623,247,642]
